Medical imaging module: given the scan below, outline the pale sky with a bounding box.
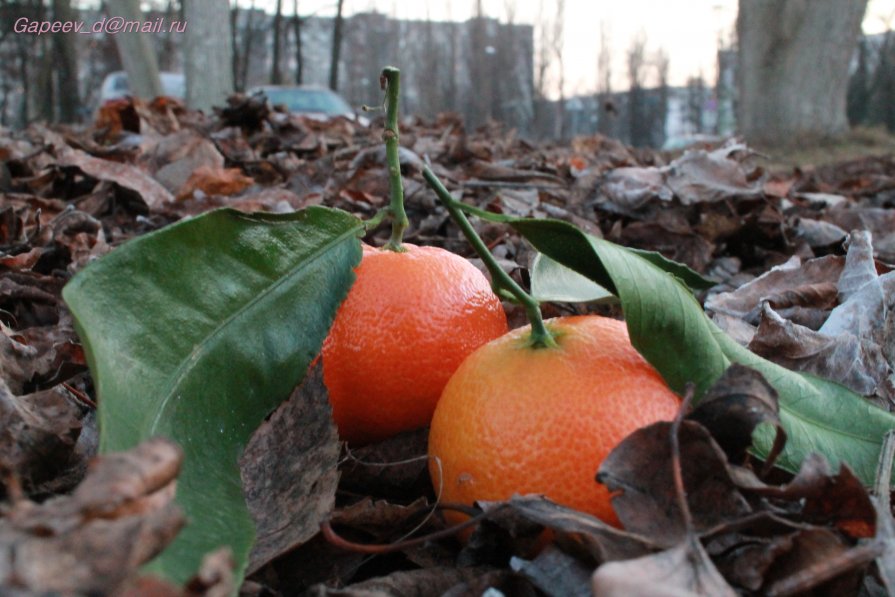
[240,0,895,96]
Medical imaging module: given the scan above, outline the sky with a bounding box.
[240,0,895,95]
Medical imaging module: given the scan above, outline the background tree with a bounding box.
[184,0,234,111]
[654,48,669,147]
[270,0,283,84]
[847,37,872,126]
[52,0,81,121]
[328,0,345,90]
[107,0,162,99]
[418,8,442,118]
[291,0,303,84]
[551,0,566,139]
[737,0,869,145]
[466,0,492,127]
[686,73,706,133]
[596,20,614,137]
[626,32,649,147]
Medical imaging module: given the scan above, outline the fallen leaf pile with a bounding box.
[3,95,895,594]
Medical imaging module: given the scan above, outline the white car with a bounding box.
[248,85,366,124]
[98,71,186,103]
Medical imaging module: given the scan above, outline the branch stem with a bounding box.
[422,166,557,348]
[381,66,408,252]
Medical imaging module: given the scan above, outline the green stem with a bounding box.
[422,166,557,349]
[381,66,408,252]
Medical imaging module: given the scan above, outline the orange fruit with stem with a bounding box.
[322,243,508,445]
[428,315,681,527]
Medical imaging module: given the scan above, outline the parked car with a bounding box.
[98,71,186,104]
[248,85,365,123]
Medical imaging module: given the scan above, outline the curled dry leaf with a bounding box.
[149,129,226,193]
[339,428,430,499]
[591,536,737,597]
[761,528,869,596]
[597,420,751,548]
[706,255,845,343]
[0,438,185,596]
[510,545,592,597]
[749,303,892,400]
[240,364,340,575]
[176,166,255,201]
[824,205,895,262]
[702,512,815,591]
[55,145,173,209]
[687,363,785,465]
[502,496,655,563]
[0,380,84,498]
[734,453,876,539]
[311,565,499,597]
[330,497,432,538]
[599,141,761,213]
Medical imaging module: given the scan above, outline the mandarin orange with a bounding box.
[428,315,680,526]
[322,243,508,445]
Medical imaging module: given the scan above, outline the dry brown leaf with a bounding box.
[591,536,737,597]
[0,438,185,596]
[55,145,173,209]
[598,420,751,548]
[176,166,254,201]
[240,365,340,575]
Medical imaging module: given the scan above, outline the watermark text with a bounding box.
[13,16,187,36]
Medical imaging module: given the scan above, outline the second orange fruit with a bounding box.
[322,243,508,445]
[428,315,681,526]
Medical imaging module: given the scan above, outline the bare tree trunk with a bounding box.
[239,0,256,91]
[230,1,240,90]
[655,49,670,148]
[687,73,706,133]
[328,0,344,91]
[446,21,458,111]
[466,0,491,127]
[292,0,303,84]
[419,11,439,118]
[184,0,234,111]
[552,0,566,139]
[596,20,614,136]
[16,34,29,124]
[106,0,163,98]
[51,0,81,122]
[627,33,648,147]
[159,0,178,69]
[737,0,868,145]
[35,38,54,121]
[271,0,282,84]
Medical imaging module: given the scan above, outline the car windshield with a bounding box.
[262,88,352,115]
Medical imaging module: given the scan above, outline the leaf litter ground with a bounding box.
[3,95,895,595]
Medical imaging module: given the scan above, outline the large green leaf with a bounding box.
[62,207,363,584]
[510,217,895,486]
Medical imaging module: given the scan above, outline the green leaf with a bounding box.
[455,201,713,293]
[530,253,615,304]
[515,217,895,486]
[62,207,363,584]
[626,247,716,292]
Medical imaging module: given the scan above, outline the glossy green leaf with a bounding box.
[455,200,713,292]
[530,253,614,304]
[515,217,895,486]
[62,207,363,584]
